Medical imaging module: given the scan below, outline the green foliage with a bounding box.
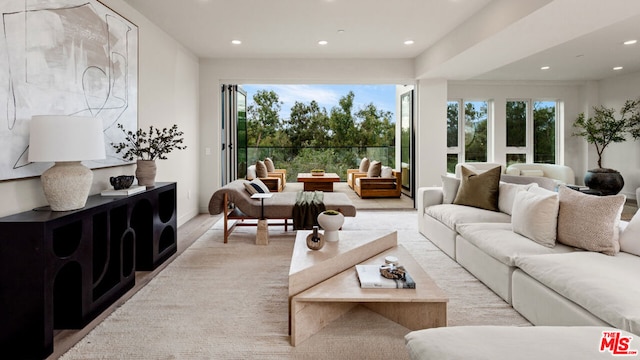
[111,123,186,161]
[573,98,640,168]
[247,89,396,158]
[247,90,282,147]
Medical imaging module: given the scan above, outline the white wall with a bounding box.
[198,58,415,213]
[0,0,201,226]
[595,72,640,198]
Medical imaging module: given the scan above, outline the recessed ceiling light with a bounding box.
[623,40,637,45]
[231,40,242,45]
[540,66,550,70]
[337,29,345,34]
[613,66,623,71]
[318,40,328,45]
[404,40,414,45]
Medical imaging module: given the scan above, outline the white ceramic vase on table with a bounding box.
[317,210,344,242]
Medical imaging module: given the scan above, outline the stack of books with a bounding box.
[355,264,416,289]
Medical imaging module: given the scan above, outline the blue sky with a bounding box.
[241,84,397,122]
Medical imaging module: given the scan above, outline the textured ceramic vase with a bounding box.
[317,211,344,242]
[135,160,157,186]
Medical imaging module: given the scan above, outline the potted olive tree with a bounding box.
[573,98,640,195]
[112,123,187,186]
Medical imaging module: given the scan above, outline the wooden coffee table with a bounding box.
[288,231,448,345]
[297,172,341,192]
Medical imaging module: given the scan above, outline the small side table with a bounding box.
[251,193,273,245]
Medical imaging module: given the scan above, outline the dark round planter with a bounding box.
[584,168,624,195]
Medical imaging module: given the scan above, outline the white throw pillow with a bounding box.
[244,178,270,194]
[556,186,625,255]
[441,175,461,204]
[619,212,640,256]
[498,182,537,215]
[511,190,559,247]
[505,167,520,176]
[381,166,393,178]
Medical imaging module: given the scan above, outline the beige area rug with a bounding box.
[61,211,529,359]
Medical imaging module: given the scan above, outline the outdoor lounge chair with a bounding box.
[208,180,356,243]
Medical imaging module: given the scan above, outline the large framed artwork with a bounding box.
[0,0,138,180]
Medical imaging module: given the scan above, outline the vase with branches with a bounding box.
[111,124,187,186]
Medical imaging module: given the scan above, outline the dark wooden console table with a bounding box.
[0,182,177,359]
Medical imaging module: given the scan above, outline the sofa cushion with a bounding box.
[498,182,536,215]
[620,212,640,256]
[255,160,268,178]
[453,165,501,211]
[405,326,639,360]
[367,160,381,177]
[557,186,625,255]
[425,204,510,231]
[441,176,461,204]
[264,157,276,172]
[511,189,559,248]
[515,252,640,334]
[457,223,573,266]
[358,157,370,172]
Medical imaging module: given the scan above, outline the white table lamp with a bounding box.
[29,115,106,211]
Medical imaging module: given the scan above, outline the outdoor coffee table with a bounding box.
[288,231,448,346]
[297,172,341,192]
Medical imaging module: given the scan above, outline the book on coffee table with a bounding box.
[355,264,416,289]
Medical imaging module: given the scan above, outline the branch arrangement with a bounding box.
[112,123,187,161]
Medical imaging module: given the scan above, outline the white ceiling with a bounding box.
[123,0,640,81]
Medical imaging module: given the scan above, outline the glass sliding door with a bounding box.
[400,90,414,197]
[221,85,247,185]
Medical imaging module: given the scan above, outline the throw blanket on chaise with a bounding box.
[292,191,326,230]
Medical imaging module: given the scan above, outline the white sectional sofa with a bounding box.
[417,165,640,336]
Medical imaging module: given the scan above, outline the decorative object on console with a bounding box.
[573,98,640,195]
[110,175,134,190]
[306,226,325,250]
[28,115,106,211]
[111,123,186,186]
[317,209,344,242]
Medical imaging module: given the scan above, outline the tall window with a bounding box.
[533,101,556,163]
[447,100,488,173]
[506,100,527,166]
[505,100,557,165]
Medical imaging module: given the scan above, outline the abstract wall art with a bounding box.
[0,0,138,180]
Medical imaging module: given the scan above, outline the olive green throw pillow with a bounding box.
[453,165,501,211]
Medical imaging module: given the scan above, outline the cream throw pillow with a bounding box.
[453,165,501,211]
[359,158,370,173]
[441,175,461,204]
[511,190,559,247]
[244,178,270,194]
[557,186,625,255]
[498,182,537,215]
[618,211,640,256]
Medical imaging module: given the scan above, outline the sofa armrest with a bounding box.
[347,169,366,188]
[416,187,444,216]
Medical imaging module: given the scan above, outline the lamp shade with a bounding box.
[29,115,106,162]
